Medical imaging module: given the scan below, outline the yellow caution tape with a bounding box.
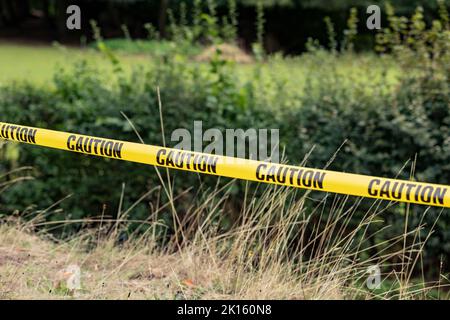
[1,121,449,208]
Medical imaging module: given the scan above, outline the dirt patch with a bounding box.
[194,43,253,63]
[0,247,32,266]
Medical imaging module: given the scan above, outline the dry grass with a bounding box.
[0,173,447,300]
[0,219,340,300]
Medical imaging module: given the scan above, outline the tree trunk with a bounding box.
[1,0,15,26]
[158,0,169,38]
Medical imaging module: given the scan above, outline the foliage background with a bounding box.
[0,0,447,53]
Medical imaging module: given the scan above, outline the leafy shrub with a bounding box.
[287,3,450,272]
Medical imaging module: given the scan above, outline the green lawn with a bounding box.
[0,42,152,84]
[0,41,399,94]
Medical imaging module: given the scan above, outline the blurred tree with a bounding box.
[159,0,169,37]
[0,0,30,26]
[0,0,447,51]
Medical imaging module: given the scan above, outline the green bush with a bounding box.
[0,53,283,236]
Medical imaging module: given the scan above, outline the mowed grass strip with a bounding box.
[0,42,153,84]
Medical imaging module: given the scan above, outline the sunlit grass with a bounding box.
[0,42,153,84]
[0,42,400,93]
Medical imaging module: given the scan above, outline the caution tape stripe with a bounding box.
[1,121,449,208]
